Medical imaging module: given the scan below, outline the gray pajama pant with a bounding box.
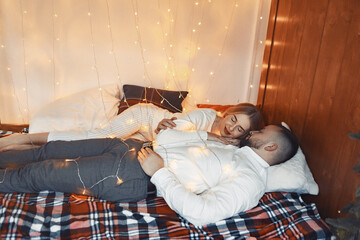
[0,138,151,202]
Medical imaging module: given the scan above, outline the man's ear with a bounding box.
[264,142,278,152]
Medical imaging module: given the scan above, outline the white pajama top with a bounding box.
[152,127,269,226]
[47,103,217,142]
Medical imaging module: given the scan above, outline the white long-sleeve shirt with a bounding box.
[47,103,217,142]
[151,126,269,226]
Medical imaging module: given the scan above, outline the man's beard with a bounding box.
[239,138,263,149]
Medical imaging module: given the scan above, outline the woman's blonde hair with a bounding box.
[223,103,264,139]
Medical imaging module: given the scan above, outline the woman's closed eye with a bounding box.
[237,126,245,133]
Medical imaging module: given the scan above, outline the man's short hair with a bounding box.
[273,124,299,165]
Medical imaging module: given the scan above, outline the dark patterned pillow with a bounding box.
[118,84,188,114]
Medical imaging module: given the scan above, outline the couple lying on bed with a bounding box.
[0,103,298,226]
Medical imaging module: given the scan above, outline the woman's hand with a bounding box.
[207,132,240,146]
[155,117,177,134]
[137,147,164,176]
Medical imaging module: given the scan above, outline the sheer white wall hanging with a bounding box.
[0,0,270,124]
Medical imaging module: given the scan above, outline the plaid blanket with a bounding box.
[0,191,333,239]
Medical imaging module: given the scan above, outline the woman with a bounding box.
[0,103,263,151]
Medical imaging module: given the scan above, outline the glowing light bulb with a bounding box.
[259,40,263,44]
[260,16,263,20]
[210,71,214,75]
[191,68,195,72]
[195,2,199,5]
[127,119,134,124]
[7,67,10,71]
[117,177,123,185]
[54,14,58,18]
[134,12,138,16]
[1,45,4,48]
[198,22,201,25]
[255,64,259,67]
[88,12,91,16]
[23,10,27,14]
[168,9,171,12]
[130,148,136,151]
[192,29,196,32]
[161,99,164,104]
[250,84,253,88]
[82,189,86,194]
[197,47,201,50]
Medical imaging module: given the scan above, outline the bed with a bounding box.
[0,84,334,239]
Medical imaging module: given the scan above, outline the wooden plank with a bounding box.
[260,0,292,124]
[287,0,329,137]
[0,124,29,132]
[300,0,359,218]
[257,0,278,109]
[271,0,308,127]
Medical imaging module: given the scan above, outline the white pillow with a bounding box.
[265,122,319,195]
[29,84,120,133]
[266,147,319,195]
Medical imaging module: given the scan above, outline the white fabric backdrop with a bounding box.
[0,0,270,124]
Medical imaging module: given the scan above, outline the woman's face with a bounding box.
[219,113,251,139]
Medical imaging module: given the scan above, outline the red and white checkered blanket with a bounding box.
[0,191,333,239]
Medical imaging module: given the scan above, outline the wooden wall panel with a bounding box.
[259,0,360,219]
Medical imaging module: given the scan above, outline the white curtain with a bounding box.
[0,0,270,124]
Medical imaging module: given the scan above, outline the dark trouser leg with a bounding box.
[0,138,124,169]
[0,138,150,202]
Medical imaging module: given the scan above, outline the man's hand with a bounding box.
[207,132,240,146]
[137,147,164,176]
[155,117,177,134]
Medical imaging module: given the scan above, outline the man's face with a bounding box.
[240,125,280,149]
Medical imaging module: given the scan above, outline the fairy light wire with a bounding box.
[19,0,30,122]
[87,0,114,133]
[202,0,238,101]
[51,0,57,99]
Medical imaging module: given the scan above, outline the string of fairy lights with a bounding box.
[0,0,269,197]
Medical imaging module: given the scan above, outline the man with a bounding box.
[138,124,298,225]
[0,123,298,226]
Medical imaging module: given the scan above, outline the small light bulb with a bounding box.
[117,177,123,185]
